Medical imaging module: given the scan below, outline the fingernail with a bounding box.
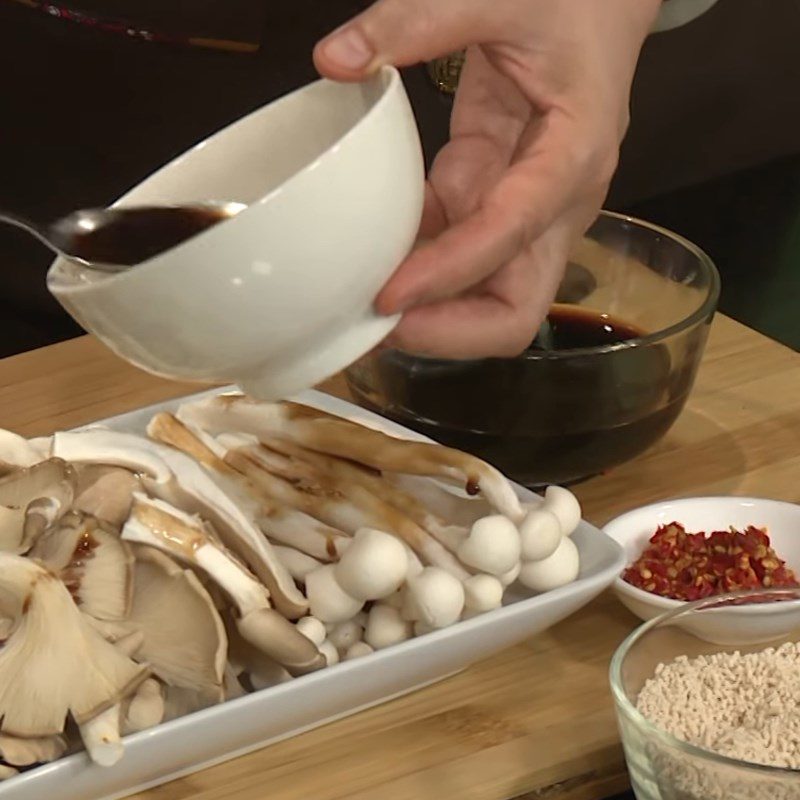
[321,26,375,71]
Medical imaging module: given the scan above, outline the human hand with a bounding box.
[315,0,661,358]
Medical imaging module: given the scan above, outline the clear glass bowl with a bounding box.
[610,588,800,800]
[345,211,720,488]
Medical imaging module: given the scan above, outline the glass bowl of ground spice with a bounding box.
[604,496,800,645]
[610,588,800,800]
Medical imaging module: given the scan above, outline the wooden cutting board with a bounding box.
[0,314,798,799]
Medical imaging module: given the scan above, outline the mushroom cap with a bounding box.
[344,642,374,661]
[405,568,465,629]
[318,640,339,666]
[0,733,67,767]
[73,465,140,527]
[542,486,582,537]
[463,574,504,612]
[127,546,227,697]
[364,605,412,650]
[326,619,364,653]
[0,765,18,781]
[295,616,327,646]
[31,512,134,622]
[236,607,325,677]
[519,508,562,562]
[0,555,147,736]
[334,528,408,601]
[306,564,364,623]
[499,562,521,587]
[457,515,521,576]
[518,536,580,593]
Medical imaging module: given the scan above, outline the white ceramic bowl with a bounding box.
[604,496,800,645]
[47,66,424,400]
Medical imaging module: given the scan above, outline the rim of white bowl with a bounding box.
[609,587,800,775]
[605,496,800,614]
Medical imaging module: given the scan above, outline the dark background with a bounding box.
[0,0,798,359]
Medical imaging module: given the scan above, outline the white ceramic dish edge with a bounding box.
[0,388,625,800]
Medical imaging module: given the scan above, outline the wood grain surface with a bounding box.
[1,314,798,800]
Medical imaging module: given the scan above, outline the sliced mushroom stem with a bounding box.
[79,704,123,767]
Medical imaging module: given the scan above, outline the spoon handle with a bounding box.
[0,211,56,255]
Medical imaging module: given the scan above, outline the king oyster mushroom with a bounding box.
[29,511,133,622]
[0,554,147,748]
[176,395,524,521]
[126,545,226,698]
[121,494,325,676]
[53,429,308,619]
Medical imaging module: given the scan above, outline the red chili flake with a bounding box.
[622,522,798,601]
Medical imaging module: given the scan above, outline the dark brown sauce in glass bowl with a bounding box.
[349,304,698,488]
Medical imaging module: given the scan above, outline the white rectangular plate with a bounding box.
[1,389,625,800]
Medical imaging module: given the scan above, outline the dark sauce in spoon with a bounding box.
[64,206,235,266]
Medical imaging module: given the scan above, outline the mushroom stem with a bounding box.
[79,704,123,767]
[123,679,165,735]
[177,396,524,521]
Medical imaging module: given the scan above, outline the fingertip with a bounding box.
[313,25,379,81]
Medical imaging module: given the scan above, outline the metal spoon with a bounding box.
[0,200,247,273]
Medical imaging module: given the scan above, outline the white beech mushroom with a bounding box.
[463,574,504,612]
[457,515,521,576]
[318,640,339,666]
[259,436,471,554]
[344,642,374,661]
[176,395,524,521]
[273,546,322,582]
[387,473,492,528]
[0,733,67,767]
[333,528,408,601]
[148,413,352,564]
[518,537,580,592]
[0,554,147,743]
[54,428,308,619]
[226,444,468,580]
[305,564,364,623]
[127,546,226,697]
[499,562,522,587]
[518,508,563,562]
[539,486,582,537]
[364,605,412,650]
[403,567,465,629]
[326,619,364,653]
[30,512,133,621]
[122,494,324,676]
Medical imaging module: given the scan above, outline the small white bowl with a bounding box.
[48,66,424,400]
[604,496,800,645]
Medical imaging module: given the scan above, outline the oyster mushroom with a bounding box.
[55,428,308,619]
[0,429,43,471]
[0,506,25,554]
[0,766,17,781]
[126,546,226,697]
[0,733,67,767]
[122,494,324,676]
[0,554,147,740]
[122,678,165,735]
[176,395,524,521]
[74,465,141,527]
[80,704,124,766]
[30,512,133,621]
[0,458,76,551]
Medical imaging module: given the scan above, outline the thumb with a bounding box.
[314,0,497,81]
